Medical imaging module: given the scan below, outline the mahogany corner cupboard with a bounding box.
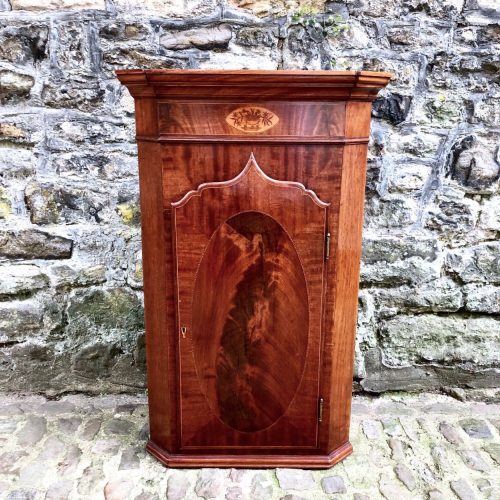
[116,70,391,468]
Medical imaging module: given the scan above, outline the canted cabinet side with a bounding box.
[117,70,391,468]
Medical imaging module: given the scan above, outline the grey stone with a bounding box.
[226,486,243,500]
[161,25,232,50]
[280,496,306,500]
[483,443,500,464]
[459,449,490,471]
[394,463,416,491]
[464,285,500,314]
[166,472,190,500]
[45,480,74,500]
[321,475,346,494]
[119,446,141,470]
[105,418,134,435]
[0,69,34,103]
[6,492,35,500]
[0,264,49,297]
[459,419,493,439]
[104,478,134,500]
[447,243,500,283]
[439,422,463,444]
[353,495,370,500]
[17,415,46,446]
[0,450,27,473]
[0,229,73,259]
[275,468,315,491]
[388,438,407,460]
[195,469,226,499]
[362,419,382,439]
[57,444,81,476]
[80,417,101,440]
[450,479,476,500]
[361,234,441,285]
[77,463,105,496]
[250,473,273,499]
[91,439,121,455]
[379,315,500,368]
[372,94,412,125]
[475,478,492,497]
[58,416,82,434]
[37,435,65,460]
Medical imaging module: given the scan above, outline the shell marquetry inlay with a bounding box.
[226,106,279,133]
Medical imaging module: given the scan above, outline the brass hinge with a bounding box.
[318,397,324,423]
[325,231,330,261]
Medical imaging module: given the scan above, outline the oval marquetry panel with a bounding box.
[225,106,279,133]
[191,211,309,433]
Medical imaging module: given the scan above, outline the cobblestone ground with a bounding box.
[0,393,498,500]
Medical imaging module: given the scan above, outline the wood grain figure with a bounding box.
[116,70,391,468]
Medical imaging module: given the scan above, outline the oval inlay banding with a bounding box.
[191,211,309,433]
[226,107,279,133]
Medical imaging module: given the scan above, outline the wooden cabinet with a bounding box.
[117,70,390,468]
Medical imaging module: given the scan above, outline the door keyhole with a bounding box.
[180,326,187,339]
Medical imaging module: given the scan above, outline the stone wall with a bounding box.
[0,0,498,396]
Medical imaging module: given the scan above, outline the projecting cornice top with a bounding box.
[116,69,392,101]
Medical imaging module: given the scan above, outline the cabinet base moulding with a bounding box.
[146,440,353,469]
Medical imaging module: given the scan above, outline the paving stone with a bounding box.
[0,420,19,433]
[482,443,500,464]
[321,475,346,494]
[388,438,407,460]
[458,449,491,471]
[475,478,492,497]
[362,419,382,439]
[195,469,227,499]
[119,446,141,470]
[226,486,244,500]
[57,444,82,476]
[250,473,273,499]
[37,435,65,461]
[450,479,476,500]
[115,403,140,414]
[58,416,82,434]
[229,469,246,482]
[428,489,446,499]
[379,473,410,500]
[459,419,493,439]
[0,404,24,416]
[104,478,134,500]
[81,417,102,440]
[353,494,370,500]
[38,401,76,416]
[439,422,463,444]
[6,491,35,500]
[280,496,307,500]
[394,462,417,491]
[166,472,190,500]
[105,418,134,435]
[381,418,404,437]
[276,468,315,491]
[92,439,121,455]
[0,450,27,474]
[18,461,47,487]
[135,493,159,500]
[78,463,105,496]
[138,422,149,441]
[45,479,74,499]
[17,415,46,446]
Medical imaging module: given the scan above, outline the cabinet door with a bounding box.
[171,154,329,451]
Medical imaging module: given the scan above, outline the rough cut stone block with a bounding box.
[0,264,48,297]
[380,315,500,368]
[0,229,73,260]
[11,0,105,10]
[0,70,34,103]
[161,25,232,50]
[275,469,315,491]
[446,243,500,283]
